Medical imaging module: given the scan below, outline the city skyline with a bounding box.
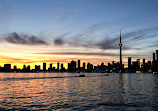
[0,49,158,73]
[0,0,158,68]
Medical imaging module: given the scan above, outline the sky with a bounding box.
[0,0,158,69]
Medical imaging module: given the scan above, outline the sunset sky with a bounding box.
[0,0,158,69]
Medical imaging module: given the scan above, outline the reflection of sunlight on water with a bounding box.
[0,73,157,110]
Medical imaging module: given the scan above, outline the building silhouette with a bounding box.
[128,57,131,73]
[57,62,60,71]
[43,62,46,72]
[78,60,80,69]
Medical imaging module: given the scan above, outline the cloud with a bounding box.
[52,25,158,50]
[2,26,158,51]
[34,52,149,57]
[95,27,158,50]
[53,32,70,45]
[2,32,48,45]
[96,35,132,50]
[54,38,64,45]
[124,27,158,42]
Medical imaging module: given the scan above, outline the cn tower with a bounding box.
[119,30,122,72]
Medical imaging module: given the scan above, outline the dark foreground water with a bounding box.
[0,73,158,111]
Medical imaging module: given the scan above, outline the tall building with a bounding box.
[87,62,91,72]
[61,63,63,70]
[119,31,122,72]
[143,59,145,65]
[69,60,76,72]
[4,64,11,72]
[78,60,80,69]
[143,58,146,73]
[27,65,30,71]
[137,59,140,70]
[153,53,155,61]
[128,57,131,72]
[152,53,156,72]
[83,62,85,70]
[35,65,40,72]
[57,62,60,71]
[156,50,158,60]
[50,63,52,69]
[23,65,26,69]
[43,62,46,71]
[48,63,53,72]
[14,65,17,70]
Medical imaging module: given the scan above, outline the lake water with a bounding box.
[0,73,158,110]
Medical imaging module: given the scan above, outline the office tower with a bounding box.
[143,59,145,65]
[14,65,17,69]
[156,50,158,60]
[83,62,85,70]
[153,53,155,61]
[61,63,63,70]
[78,60,80,69]
[87,62,91,72]
[68,60,76,72]
[156,50,158,73]
[137,59,140,70]
[27,65,30,71]
[35,65,40,71]
[48,63,52,72]
[152,53,156,72]
[143,59,145,73]
[128,57,131,72]
[43,62,46,71]
[4,64,11,72]
[72,60,76,69]
[90,64,93,70]
[14,65,17,70]
[50,63,52,69]
[68,63,70,71]
[57,62,59,71]
[119,31,122,72]
[22,65,26,72]
[23,65,26,69]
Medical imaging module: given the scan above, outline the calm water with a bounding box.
[0,73,158,111]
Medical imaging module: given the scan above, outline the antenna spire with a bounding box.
[120,30,121,43]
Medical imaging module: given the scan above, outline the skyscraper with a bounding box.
[83,62,85,70]
[57,62,60,71]
[153,53,155,61]
[4,64,11,72]
[143,58,146,73]
[61,63,63,70]
[119,31,122,72]
[128,57,131,72]
[143,59,145,65]
[78,60,80,69]
[156,50,158,60]
[50,63,52,69]
[43,62,46,71]
[137,59,140,70]
[152,53,156,72]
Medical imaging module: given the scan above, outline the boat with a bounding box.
[79,72,85,77]
[79,74,85,77]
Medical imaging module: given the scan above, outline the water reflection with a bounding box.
[0,73,158,110]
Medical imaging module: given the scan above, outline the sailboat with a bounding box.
[79,72,85,77]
